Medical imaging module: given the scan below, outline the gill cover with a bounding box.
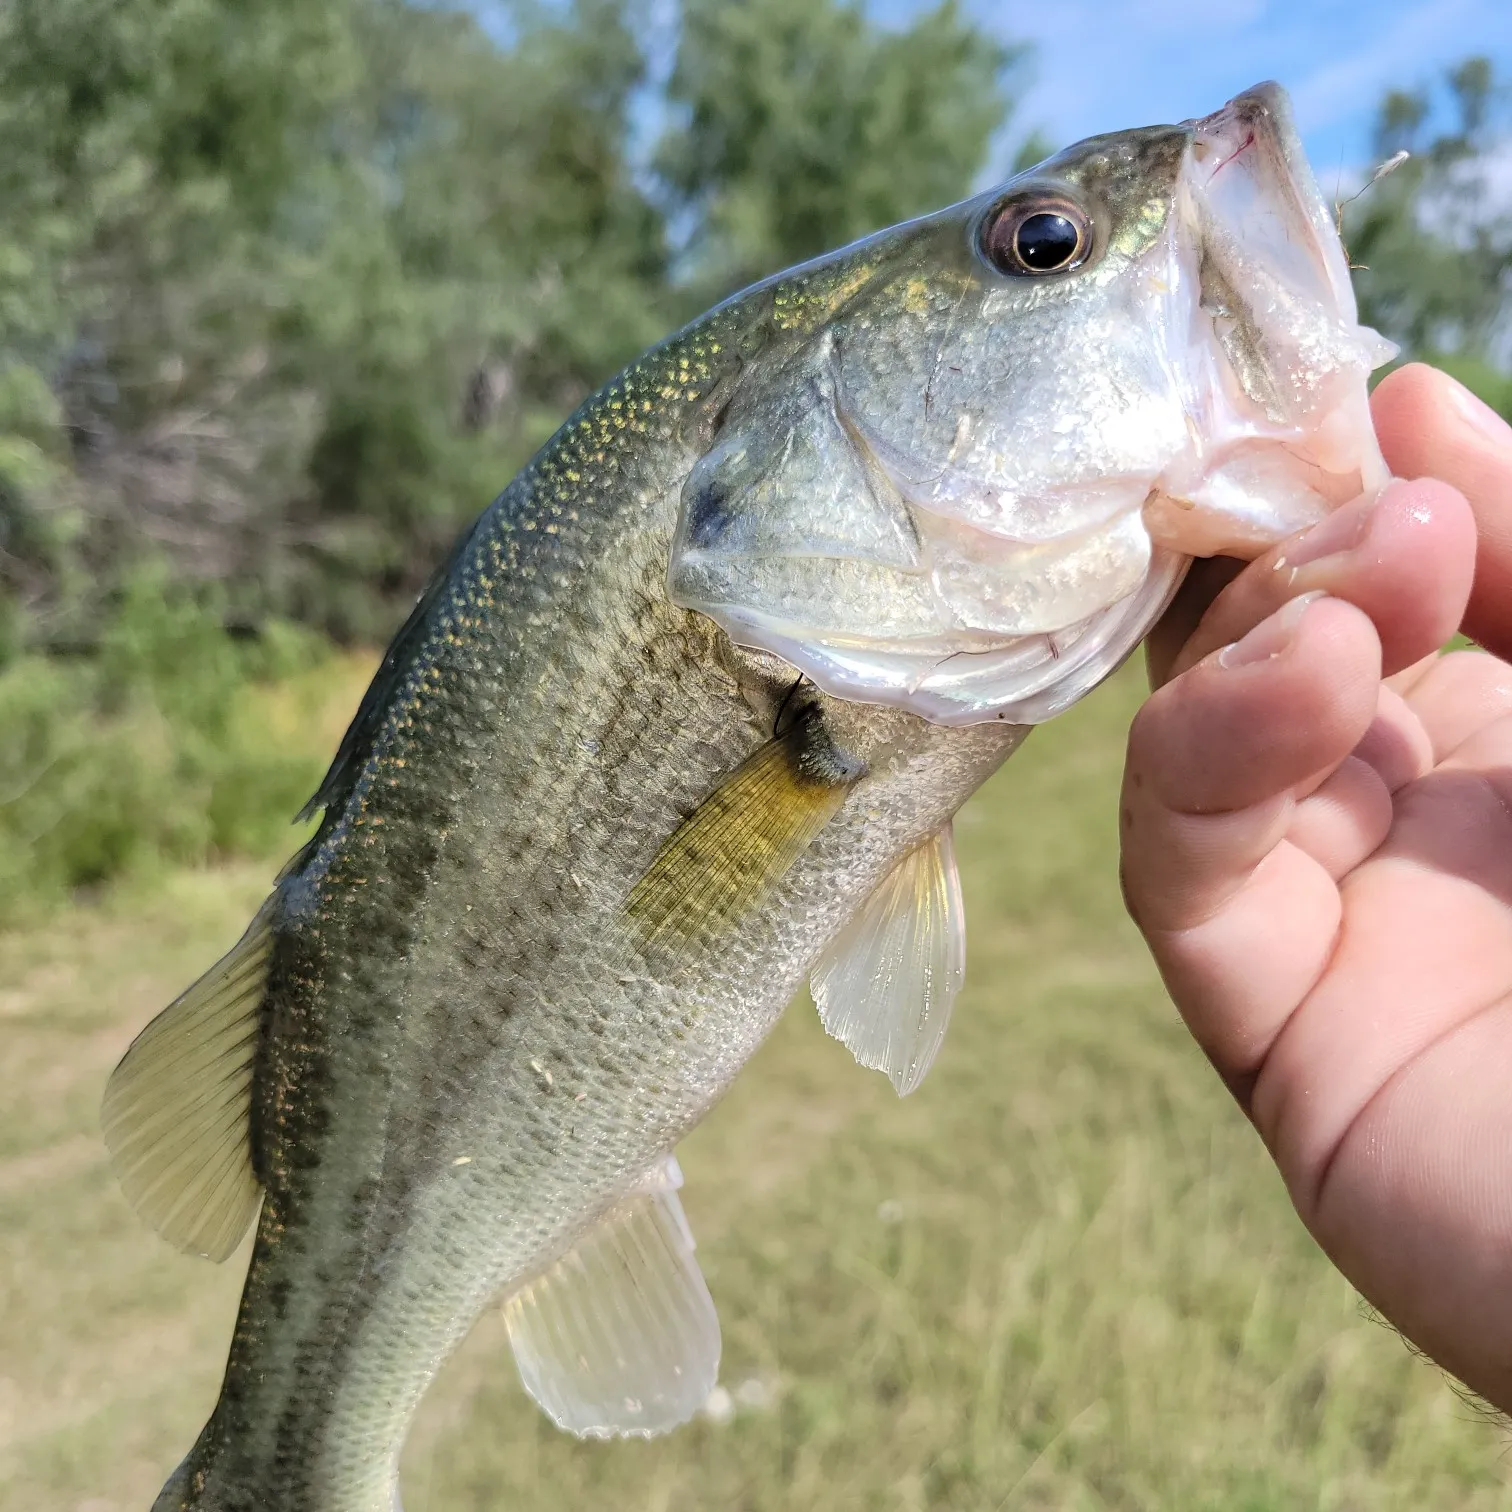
[668,83,1392,728]
[670,328,1186,726]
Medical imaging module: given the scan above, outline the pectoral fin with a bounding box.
[811,823,965,1096]
[503,1155,720,1438]
[101,900,271,1261]
[626,703,862,947]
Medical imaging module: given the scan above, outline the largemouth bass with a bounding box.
[104,84,1390,1511]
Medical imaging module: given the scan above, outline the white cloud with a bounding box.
[1481,138,1512,206]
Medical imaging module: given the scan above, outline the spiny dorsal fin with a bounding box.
[101,899,274,1261]
[811,822,965,1096]
[626,703,862,947]
[503,1155,720,1438]
[296,515,481,827]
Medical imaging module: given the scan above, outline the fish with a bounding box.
[102,82,1392,1511]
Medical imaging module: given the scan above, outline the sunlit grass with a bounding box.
[2,663,1509,1510]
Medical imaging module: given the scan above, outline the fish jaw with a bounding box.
[1144,82,1396,558]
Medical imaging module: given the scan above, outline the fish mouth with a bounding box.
[1143,82,1395,558]
[1194,83,1355,325]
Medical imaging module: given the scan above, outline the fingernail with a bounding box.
[1447,374,1512,450]
[1218,591,1324,669]
[1284,494,1372,570]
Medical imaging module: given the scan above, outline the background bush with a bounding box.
[0,574,369,919]
[0,0,1506,917]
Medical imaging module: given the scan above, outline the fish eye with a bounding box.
[981,199,1092,276]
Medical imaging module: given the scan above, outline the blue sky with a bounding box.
[882,0,1512,178]
[474,0,1512,183]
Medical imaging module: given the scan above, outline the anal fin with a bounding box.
[101,898,272,1261]
[811,822,965,1096]
[503,1155,720,1438]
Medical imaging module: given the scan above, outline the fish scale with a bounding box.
[154,285,988,1509]
[103,85,1394,1511]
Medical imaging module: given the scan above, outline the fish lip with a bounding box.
[1185,81,1355,314]
[1141,77,1393,559]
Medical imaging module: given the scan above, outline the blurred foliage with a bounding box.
[1347,56,1512,415]
[1,10,1509,915]
[0,0,1020,913]
[657,0,1018,295]
[0,570,366,920]
[0,0,1020,652]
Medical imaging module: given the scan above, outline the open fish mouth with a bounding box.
[1144,83,1395,558]
[668,83,1395,728]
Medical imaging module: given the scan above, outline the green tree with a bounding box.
[287,0,672,636]
[0,0,672,641]
[0,0,1027,904]
[657,0,1020,296]
[0,0,1024,650]
[1347,57,1511,392]
[0,0,367,638]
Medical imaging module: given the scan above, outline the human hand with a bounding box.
[1121,363,1512,1410]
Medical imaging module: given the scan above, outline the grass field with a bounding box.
[4,664,1511,1511]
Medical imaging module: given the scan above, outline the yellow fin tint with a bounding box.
[102,899,273,1261]
[626,712,860,947]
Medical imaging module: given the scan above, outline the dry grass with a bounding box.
[4,665,1511,1511]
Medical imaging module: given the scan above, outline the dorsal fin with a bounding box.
[626,702,864,948]
[101,899,275,1261]
[811,822,965,1095]
[296,514,482,827]
[503,1155,720,1438]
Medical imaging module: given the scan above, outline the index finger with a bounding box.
[1373,363,1512,659]
[1121,596,1382,1083]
